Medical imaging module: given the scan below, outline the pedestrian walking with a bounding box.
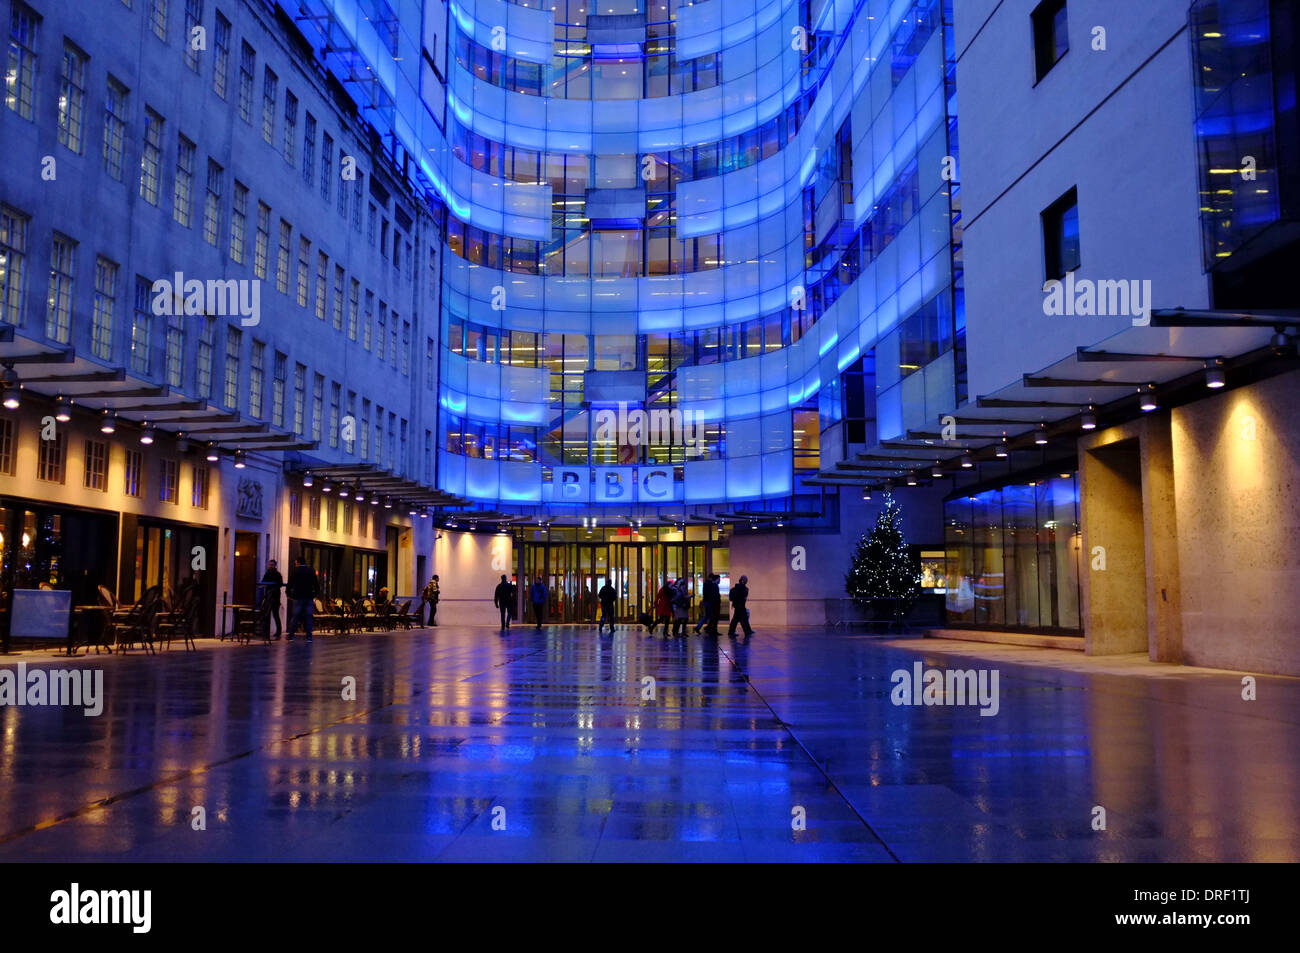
[494,574,513,629]
[695,573,720,635]
[261,559,284,640]
[529,577,548,629]
[727,574,754,639]
[421,574,440,626]
[508,575,518,623]
[285,556,320,641]
[671,578,690,637]
[597,579,617,634]
[648,581,672,634]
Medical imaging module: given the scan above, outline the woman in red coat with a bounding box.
[649,581,673,635]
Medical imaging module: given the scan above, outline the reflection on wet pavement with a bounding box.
[1,626,1296,862]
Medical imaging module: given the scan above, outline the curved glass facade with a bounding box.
[298,0,964,518]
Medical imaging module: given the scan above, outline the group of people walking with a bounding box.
[644,574,752,638]
[257,558,442,641]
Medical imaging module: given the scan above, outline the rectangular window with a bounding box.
[131,277,152,373]
[426,337,434,390]
[249,339,265,417]
[337,148,348,217]
[319,132,334,203]
[83,439,108,491]
[314,252,327,321]
[5,2,39,120]
[326,497,337,532]
[311,373,323,442]
[367,203,377,246]
[296,235,310,307]
[174,135,196,226]
[309,494,320,530]
[282,90,297,164]
[203,158,223,245]
[362,290,374,350]
[0,204,28,325]
[376,302,387,363]
[374,404,383,463]
[289,489,301,526]
[390,315,399,369]
[344,391,356,453]
[124,449,142,497]
[229,181,247,262]
[360,400,370,458]
[212,11,230,98]
[401,320,411,375]
[159,458,179,504]
[353,173,363,231]
[0,418,13,475]
[332,265,344,331]
[197,319,214,396]
[58,41,87,153]
[91,256,118,359]
[1032,0,1069,82]
[150,0,167,41]
[1042,186,1080,281]
[271,351,286,427]
[276,219,291,294]
[223,325,241,408]
[103,77,129,180]
[45,234,75,343]
[260,66,277,145]
[292,362,305,434]
[302,112,316,184]
[182,0,202,71]
[237,41,254,122]
[347,278,359,340]
[165,318,183,386]
[328,381,340,448]
[37,431,66,483]
[191,464,209,508]
[140,109,164,205]
[254,201,270,279]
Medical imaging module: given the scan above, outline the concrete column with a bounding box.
[1080,432,1148,654]
[1139,416,1183,662]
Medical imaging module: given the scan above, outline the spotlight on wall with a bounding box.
[338,483,350,498]
[372,494,381,507]
[906,473,918,486]
[176,432,190,454]
[1035,423,1049,445]
[1080,406,1097,430]
[420,510,429,519]
[302,470,313,487]
[862,487,872,501]
[931,463,944,479]
[233,449,247,469]
[139,421,155,445]
[321,479,332,493]
[1205,359,1226,389]
[206,442,219,462]
[409,505,419,516]
[996,436,1009,458]
[1139,385,1158,412]
[1,366,19,410]
[354,485,366,503]
[100,409,117,434]
[961,450,974,468]
[1270,329,1295,355]
[53,394,72,422]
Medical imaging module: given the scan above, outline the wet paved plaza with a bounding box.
[1,625,1297,862]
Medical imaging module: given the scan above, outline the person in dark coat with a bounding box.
[695,573,721,636]
[529,577,548,629]
[421,575,440,626]
[494,574,513,629]
[727,574,754,639]
[261,559,284,640]
[285,557,320,641]
[671,578,690,637]
[597,580,617,634]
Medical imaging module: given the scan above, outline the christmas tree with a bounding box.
[845,492,921,620]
